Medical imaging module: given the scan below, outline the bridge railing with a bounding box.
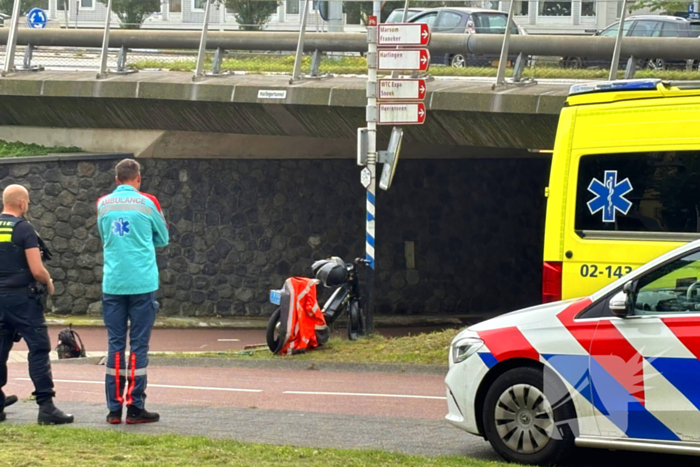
[3,0,700,81]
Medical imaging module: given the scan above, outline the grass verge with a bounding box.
[0,140,81,158]
[131,54,700,80]
[0,424,510,467]
[162,328,460,366]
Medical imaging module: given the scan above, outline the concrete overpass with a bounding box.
[0,71,570,158]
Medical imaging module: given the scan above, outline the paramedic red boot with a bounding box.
[126,405,159,424]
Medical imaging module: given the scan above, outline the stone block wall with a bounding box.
[0,155,550,317]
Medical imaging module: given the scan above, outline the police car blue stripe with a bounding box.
[648,357,700,411]
[478,352,498,369]
[543,354,593,404]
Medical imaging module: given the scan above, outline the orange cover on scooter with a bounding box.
[280,277,327,355]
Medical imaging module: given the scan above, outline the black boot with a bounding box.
[38,401,74,425]
[4,395,18,408]
[126,405,159,424]
[0,411,5,422]
[107,408,123,425]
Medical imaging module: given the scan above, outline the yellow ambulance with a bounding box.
[543,79,700,302]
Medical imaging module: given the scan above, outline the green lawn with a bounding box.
[0,140,81,158]
[131,54,700,80]
[0,424,512,467]
[166,329,460,366]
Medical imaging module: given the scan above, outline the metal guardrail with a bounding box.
[3,0,700,82]
[3,29,700,61]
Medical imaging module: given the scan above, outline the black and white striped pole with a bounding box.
[360,2,382,336]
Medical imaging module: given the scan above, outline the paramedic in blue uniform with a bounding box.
[98,159,169,425]
[0,185,73,425]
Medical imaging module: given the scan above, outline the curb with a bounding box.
[53,355,449,376]
[44,313,495,330]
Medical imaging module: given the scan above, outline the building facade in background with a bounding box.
[491,0,652,34]
[46,0,341,30]
[44,0,653,34]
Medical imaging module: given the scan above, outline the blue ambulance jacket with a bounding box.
[97,185,169,295]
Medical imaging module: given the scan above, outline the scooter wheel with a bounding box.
[347,302,364,341]
[266,308,284,354]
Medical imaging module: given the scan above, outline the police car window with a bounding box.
[575,151,700,236]
[634,250,700,314]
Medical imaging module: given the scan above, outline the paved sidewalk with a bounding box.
[4,401,698,467]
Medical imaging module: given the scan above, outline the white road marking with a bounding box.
[283,391,446,400]
[217,339,240,342]
[15,378,262,393]
[15,379,444,400]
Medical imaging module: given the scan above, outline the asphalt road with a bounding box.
[3,360,700,465]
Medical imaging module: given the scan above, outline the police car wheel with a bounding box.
[483,366,577,465]
[265,308,284,354]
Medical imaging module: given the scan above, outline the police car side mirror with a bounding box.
[609,281,636,317]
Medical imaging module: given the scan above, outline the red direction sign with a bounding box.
[377,49,430,72]
[378,23,431,47]
[368,16,378,27]
[378,79,426,101]
[377,102,426,125]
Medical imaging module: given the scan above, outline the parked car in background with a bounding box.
[0,13,10,27]
[385,8,427,23]
[406,7,523,68]
[562,15,699,69]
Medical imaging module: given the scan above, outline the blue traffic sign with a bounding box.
[27,8,47,29]
[689,3,695,13]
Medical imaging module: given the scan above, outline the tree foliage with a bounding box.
[97,0,161,29]
[629,0,689,14]
[0,0,48,15]
[224,0,279,31]
[343,1,455,26]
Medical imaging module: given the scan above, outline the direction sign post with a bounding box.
[363,7,381,337]
[377,103,426,125]
[378,23,431,47]
[377,49,430,72]
[362,16,431,334]
[378,79,426,101]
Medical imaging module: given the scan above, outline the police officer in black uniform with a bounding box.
[0,184,73,425]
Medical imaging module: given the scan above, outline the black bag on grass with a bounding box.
[56,325,86,359]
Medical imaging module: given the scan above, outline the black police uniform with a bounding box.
[0,214,55,411]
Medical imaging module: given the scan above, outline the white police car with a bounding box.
[446,239,700,464]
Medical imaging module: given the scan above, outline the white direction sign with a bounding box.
[360,167,372,188]
[378,79,427,101]
[377,103,426,125]
[377,49,430,72]
[378,23,431,47]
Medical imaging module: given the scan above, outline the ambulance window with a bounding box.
[575,151,700,236]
